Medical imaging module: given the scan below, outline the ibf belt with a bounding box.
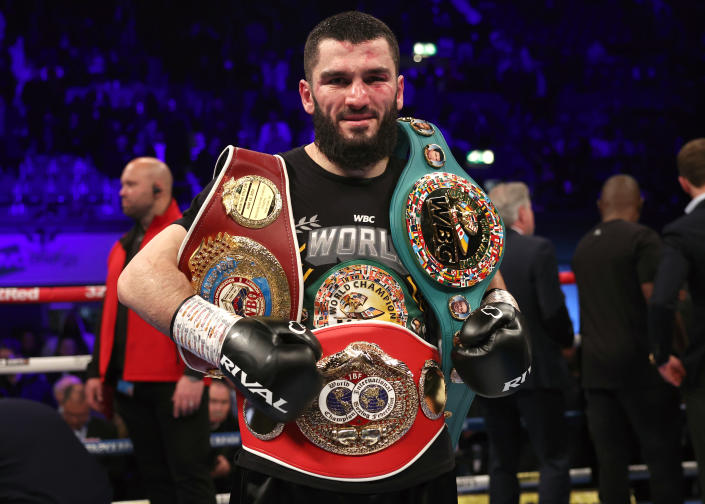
[176,146,303,373]
[237,321,447,481]
[390,119,505,446]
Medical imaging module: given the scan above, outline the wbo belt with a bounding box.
[389,118,505,446]
[237,321,447,481]
[176,146,303,373]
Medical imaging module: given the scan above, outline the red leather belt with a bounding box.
[176,146,302,372]
[237,321,447,481]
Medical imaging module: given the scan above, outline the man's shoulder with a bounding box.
[507,231,550,256]
[521,232,552,248]
[665,206,705,233]
[280,145,308,166]
[580,220,656,241]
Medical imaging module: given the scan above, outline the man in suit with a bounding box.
[0,398,113,504]
[649,137,705,493]
[573,174,683,504]
[478,182,575,503]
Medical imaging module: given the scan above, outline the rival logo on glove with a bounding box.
[480,305,503,319]
[288,321,308,334]
[220,355,289,414]
[502,365,532,392]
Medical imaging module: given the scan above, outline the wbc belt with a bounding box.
[389,119,505,446]
[176,146,303,373]
[237,321,447,481]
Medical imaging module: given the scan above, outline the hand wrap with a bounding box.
[171,295,323,422]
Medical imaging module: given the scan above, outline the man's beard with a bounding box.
[121,201,150,221]
[312,98,398,174]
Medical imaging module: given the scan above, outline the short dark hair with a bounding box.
[677,138,705,187]
[303,11,400,82]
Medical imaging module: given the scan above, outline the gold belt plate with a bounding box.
[296,341,418,456]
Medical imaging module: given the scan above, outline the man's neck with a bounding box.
[685,188,705,214]
[139,199,170,230]
[139,214,154,231]
[602,210,639,223]
[304,143,388,178]
[510,224,525,235]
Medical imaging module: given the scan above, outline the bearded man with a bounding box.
[117,12,530,503]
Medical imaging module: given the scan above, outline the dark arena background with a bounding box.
[1,1,704,502]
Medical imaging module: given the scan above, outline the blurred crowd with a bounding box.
[0,1,703,228]
[1,0,704,500]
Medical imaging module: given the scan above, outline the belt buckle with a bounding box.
[296,341,419,456]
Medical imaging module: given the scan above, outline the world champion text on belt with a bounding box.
[313,263,408,328]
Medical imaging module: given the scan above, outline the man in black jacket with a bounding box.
[479,182,574,503]
[573,174,683,504]
[0,398,112,504]
[649,138,705,493]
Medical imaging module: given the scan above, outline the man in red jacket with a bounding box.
[86,157,216,503]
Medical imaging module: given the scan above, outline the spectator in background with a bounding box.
[649,138,705,494]
[208,380,238,493]
[572,174,683,504]
[85,157,215,504]
[53,373,82,407]
[57,308,94,355]
[58,379,131,500]
[256,109,292,154]
[41,309,93,359]
[18,328,42,357]
[61,382,117,441]
[0,341,55,405]
[478,182,574,504]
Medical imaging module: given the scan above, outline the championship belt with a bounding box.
[389,118,505,446]
[176,146,303,374]
[237,321,447,481]
[303,259,425,334]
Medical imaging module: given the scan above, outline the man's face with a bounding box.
[209,383,231,427]
[300,38,404,171]
[119,163,155,221]
[62,398,90,431]
[452,300,469,314]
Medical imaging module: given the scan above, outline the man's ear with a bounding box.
[299,79,315,115]
[678,175,692,196]
[396,74,404,111]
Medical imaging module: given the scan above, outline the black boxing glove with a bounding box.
[451,289,531,398]
[171,295,323,423]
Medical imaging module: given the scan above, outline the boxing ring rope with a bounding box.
[0,272,576,305]
[3,275,698,501]
[0,272,577,377]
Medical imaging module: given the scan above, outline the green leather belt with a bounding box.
[390,118,506,446]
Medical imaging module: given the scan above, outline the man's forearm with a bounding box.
[117,224,194,335]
